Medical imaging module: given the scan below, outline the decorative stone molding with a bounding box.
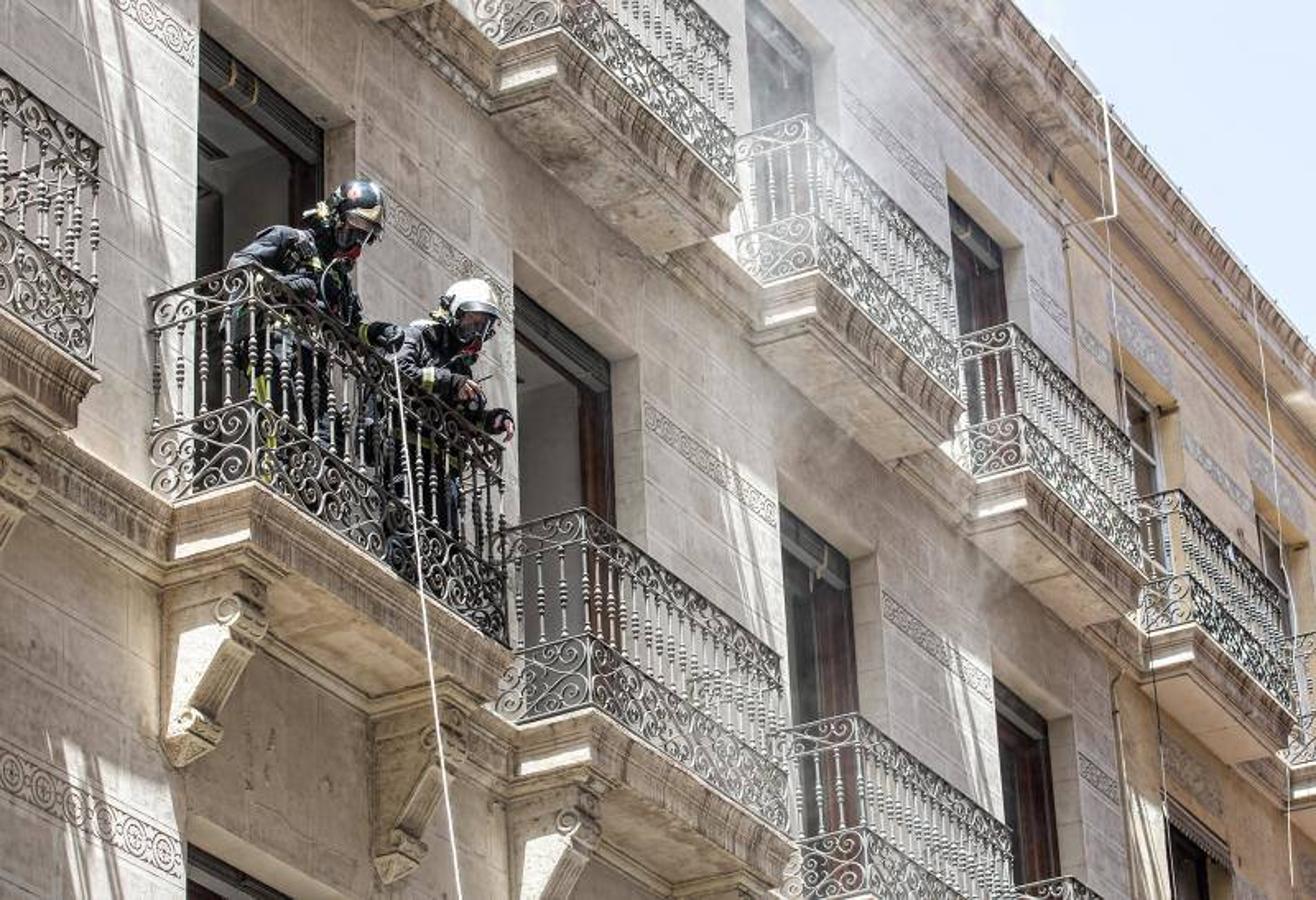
[1182,432,1252,514]
[0,308,99,432]
[644,401,777,526]
[0,735,184,880]
[1246,441,1307,528]
[1077,751,1120,807]
[0,420,40,549]
[1076,322,1113,369]
[109,0,197,63]
[510,782,605,899]
[1162,737,1223,817]
[840,84,946,203]
[370,700,470,884]
[882,592,992,701]
[159,571,269,767]
[1112,304,1175,391]
[1029,276,1071,335]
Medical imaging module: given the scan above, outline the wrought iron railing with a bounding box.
[957,323,1140,564]
[1015,876,1103,899]
[1139,491,1294,709]
[780,713,1013,899]
[734,115,959,394]
[0,68,99,364]
[148,265,508,642]
[1286,632,1316,765]
[473,0,735,180]
[496,508,787,827]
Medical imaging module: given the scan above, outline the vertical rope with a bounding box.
[1247,279,1299,897]
[392,356,466,900]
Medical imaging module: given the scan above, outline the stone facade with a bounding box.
[2,0,1316,898]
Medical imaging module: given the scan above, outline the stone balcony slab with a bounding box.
[398,0,739,257]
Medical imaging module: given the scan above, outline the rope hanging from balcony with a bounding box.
[391,354,466,900]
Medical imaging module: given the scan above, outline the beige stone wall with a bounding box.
[4,0,1316,897]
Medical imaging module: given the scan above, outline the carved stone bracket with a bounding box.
[0,421,41,549]
[159,571,269,767]
[370,699,470,884]
[510,781,606,899]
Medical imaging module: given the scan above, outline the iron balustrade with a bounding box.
[780,713,1014,899]
[733,114,959,394]
[1015,876,1104,900]
[473,0,735,179]
[147,265,508,643]
[1286,631,1316,765]
[496,508,788,827]
[0,68,99,364]
[957,323,1141,564]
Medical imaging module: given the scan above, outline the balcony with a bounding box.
[464,0,738,255]
[781,713,1013,900]
[496,509,791,890]
[957,323,1144,626]
[0,68,100,431]
[733,115,962,462]
[1015,876,1104,899]
[148,266,511,710]
[1280,633,1316,837]
[1138,491,1296,761]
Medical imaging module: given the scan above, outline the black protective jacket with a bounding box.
[228,224,362,328]
[360,318,512,435]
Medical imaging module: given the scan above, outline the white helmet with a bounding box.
[441,278,500,344]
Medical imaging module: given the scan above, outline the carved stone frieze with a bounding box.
[882,591,992,701]
[0,420,41,548]
[159,570,269,767]
[109,0,197,63]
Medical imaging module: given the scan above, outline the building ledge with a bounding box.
[1139,622,1296,763]
[502,708,793,893]
[0,308,99,432]
[167,483,513,702]
[749,271,963,462]
[964,468,1144,628]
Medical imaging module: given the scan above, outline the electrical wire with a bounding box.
[392,355,466,900]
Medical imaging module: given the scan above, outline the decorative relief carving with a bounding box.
[1162,736,1223,816]
[643,401,777,526]
[881,592,992,701]
[1077,751,1119,806]
[0,736,183,880]
[109,0,196,64]
[1112,304,1174,390]
[840,85,946,202]
[1029,276,1070,334]
[1076,322,1113,369]
[0,421,40,548]
[1245,442,1307,529]
[385,192,512,317]
[1182,432,1252,514]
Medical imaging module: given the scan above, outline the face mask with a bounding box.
[455,314,494,345]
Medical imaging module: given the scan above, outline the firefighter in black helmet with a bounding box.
[229,177,387,328]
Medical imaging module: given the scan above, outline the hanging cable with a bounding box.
[1247,278,1300,897]
[392,355,466,900]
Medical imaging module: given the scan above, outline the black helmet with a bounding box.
[324,178,386,248]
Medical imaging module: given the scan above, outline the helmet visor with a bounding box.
[345,209,384,244]
[456,311,496,344]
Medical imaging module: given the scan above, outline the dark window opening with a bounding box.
[1119,377,1168,573]
[951,199,1008,334]
[187,846,289,900]
[197,34,323,276]
[995,681,1059,885]
[746,0,814,128]
[1169,825,1211,900]
[1256,515,1293,636]
[514,288,614,525]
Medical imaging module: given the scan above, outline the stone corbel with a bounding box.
[510,781,606,900]
[0,420,41,549]
[160,571,269,767]
[370,700,469,884]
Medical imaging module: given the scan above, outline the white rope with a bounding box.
[392,355,466,900]
[1246,279,1299,896]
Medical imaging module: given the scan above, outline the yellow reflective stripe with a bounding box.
[357,323,370,344]
[421,367,436,391]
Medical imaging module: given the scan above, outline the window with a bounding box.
[781,507,857,726]
[197,35,323,276]
[950,199,1008,334]
[746,0,814,128]
[995,682,1058,885]
[187,846,289,900]
[1256,515,1294,636]
[514,289,614,523]
[1168,825,1210,900]
[1119,377,1167,572]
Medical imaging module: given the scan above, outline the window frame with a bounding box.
[994,681,1059,885]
